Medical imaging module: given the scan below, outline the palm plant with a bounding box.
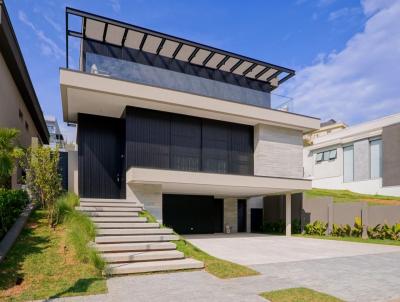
[0,128,23,188]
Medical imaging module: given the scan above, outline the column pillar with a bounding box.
[286,193,291,236]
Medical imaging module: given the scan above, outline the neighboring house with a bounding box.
[45,115,65,148]
[304,112,400,197]
[0,0,49,188]
[303,119,347,144]
[61,8,319,235]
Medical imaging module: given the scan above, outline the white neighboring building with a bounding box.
[45,115,65,148]
[304,113,400,197]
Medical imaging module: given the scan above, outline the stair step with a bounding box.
[91,217,147,223]
[95,222,159,229]
[76,206,142,212]
[97,228,173,236]
[107,258,204,275]
[80,198,135,203]
[83,211,139,217]
[102,250,184,263]
[95,242,176,252]
[80,202,142,207]
[95,234,179,244]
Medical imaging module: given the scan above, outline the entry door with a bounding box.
[78,114,123,199]
[251,209,263,233]
[237,199,247,232]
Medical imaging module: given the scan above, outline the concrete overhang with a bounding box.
[60,69,319,132]
[127,167,311,197]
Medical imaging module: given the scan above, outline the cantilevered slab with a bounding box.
[60,69,319,132]
[127,167,311,197]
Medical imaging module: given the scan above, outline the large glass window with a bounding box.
[370,139,382,179]
[343,145,354,182]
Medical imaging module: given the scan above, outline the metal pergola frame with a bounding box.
[65,7,295,86]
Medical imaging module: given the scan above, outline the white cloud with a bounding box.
[278,0,400,125]
[110,0,121,13]
[43,14,62,33]
[328,7,361,21]
[18,11,65,59]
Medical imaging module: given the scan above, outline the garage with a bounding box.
[162,194,223,234]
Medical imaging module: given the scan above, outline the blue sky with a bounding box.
[5,0,400,142]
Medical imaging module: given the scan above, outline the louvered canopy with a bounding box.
[66,7,295,87]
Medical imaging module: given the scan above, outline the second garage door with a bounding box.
[162,194,223,234]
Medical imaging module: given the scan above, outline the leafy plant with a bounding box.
[20,146,62,226]
[0,128,24,188]
[0,188,29,239]
[304,220,328,236]
[351,216,363,237]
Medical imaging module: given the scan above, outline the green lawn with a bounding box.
[296,234,400,246]
[260,287,343,302]
[0,210,107,301]
[175,239,259,279]
[305,188,400,205]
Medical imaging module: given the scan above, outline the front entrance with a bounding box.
[78,114,124,199]
[162,194,223,234]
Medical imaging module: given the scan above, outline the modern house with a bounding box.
[61,8,319,237]
[45,115,65,148]
[304,119,347,145]
[304,112,400,196]
[0,0,49,188]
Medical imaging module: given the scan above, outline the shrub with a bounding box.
[263,219,285,234]
[20,146,62,226]
[304,220,328,236]
[0,188,29,239]
[292,219,301,234]
[0,128,24,188]
[351,216,363,237]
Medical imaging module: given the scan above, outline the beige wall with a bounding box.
[223,198,238,233]
[0,52,42,188]
[67,150,79,195]
[0,52,41,146]
[127,183,163,223]
[254,124,303,179]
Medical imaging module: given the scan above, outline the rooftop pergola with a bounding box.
[66,7,295,87]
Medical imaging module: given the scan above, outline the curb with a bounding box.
[0,202,35,263]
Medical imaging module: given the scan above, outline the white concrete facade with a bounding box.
[304,113,400,196]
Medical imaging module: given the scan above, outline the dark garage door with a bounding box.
[163,194,223,234]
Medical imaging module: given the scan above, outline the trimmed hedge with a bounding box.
[0,189,29,240]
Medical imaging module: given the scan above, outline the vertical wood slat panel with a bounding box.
[78,114,123,198]
[125,106,253,176]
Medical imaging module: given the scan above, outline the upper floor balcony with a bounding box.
[65,8,297,109]
[62,8,319,132]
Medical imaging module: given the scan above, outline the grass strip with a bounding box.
[174,238,259,279]
[296,234,400,246]
[260,287,343,302]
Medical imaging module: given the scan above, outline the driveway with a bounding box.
[184,233,400,265]
[56,234,400,302]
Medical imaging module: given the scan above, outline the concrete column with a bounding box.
[285,193,291,236]
[223,198,238,233]
[361,202,369,239]
[327,202,333,235]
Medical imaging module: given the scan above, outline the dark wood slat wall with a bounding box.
[125,106,254,176]
[78,114,124,198]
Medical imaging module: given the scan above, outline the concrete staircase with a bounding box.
[78,198,204,275]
